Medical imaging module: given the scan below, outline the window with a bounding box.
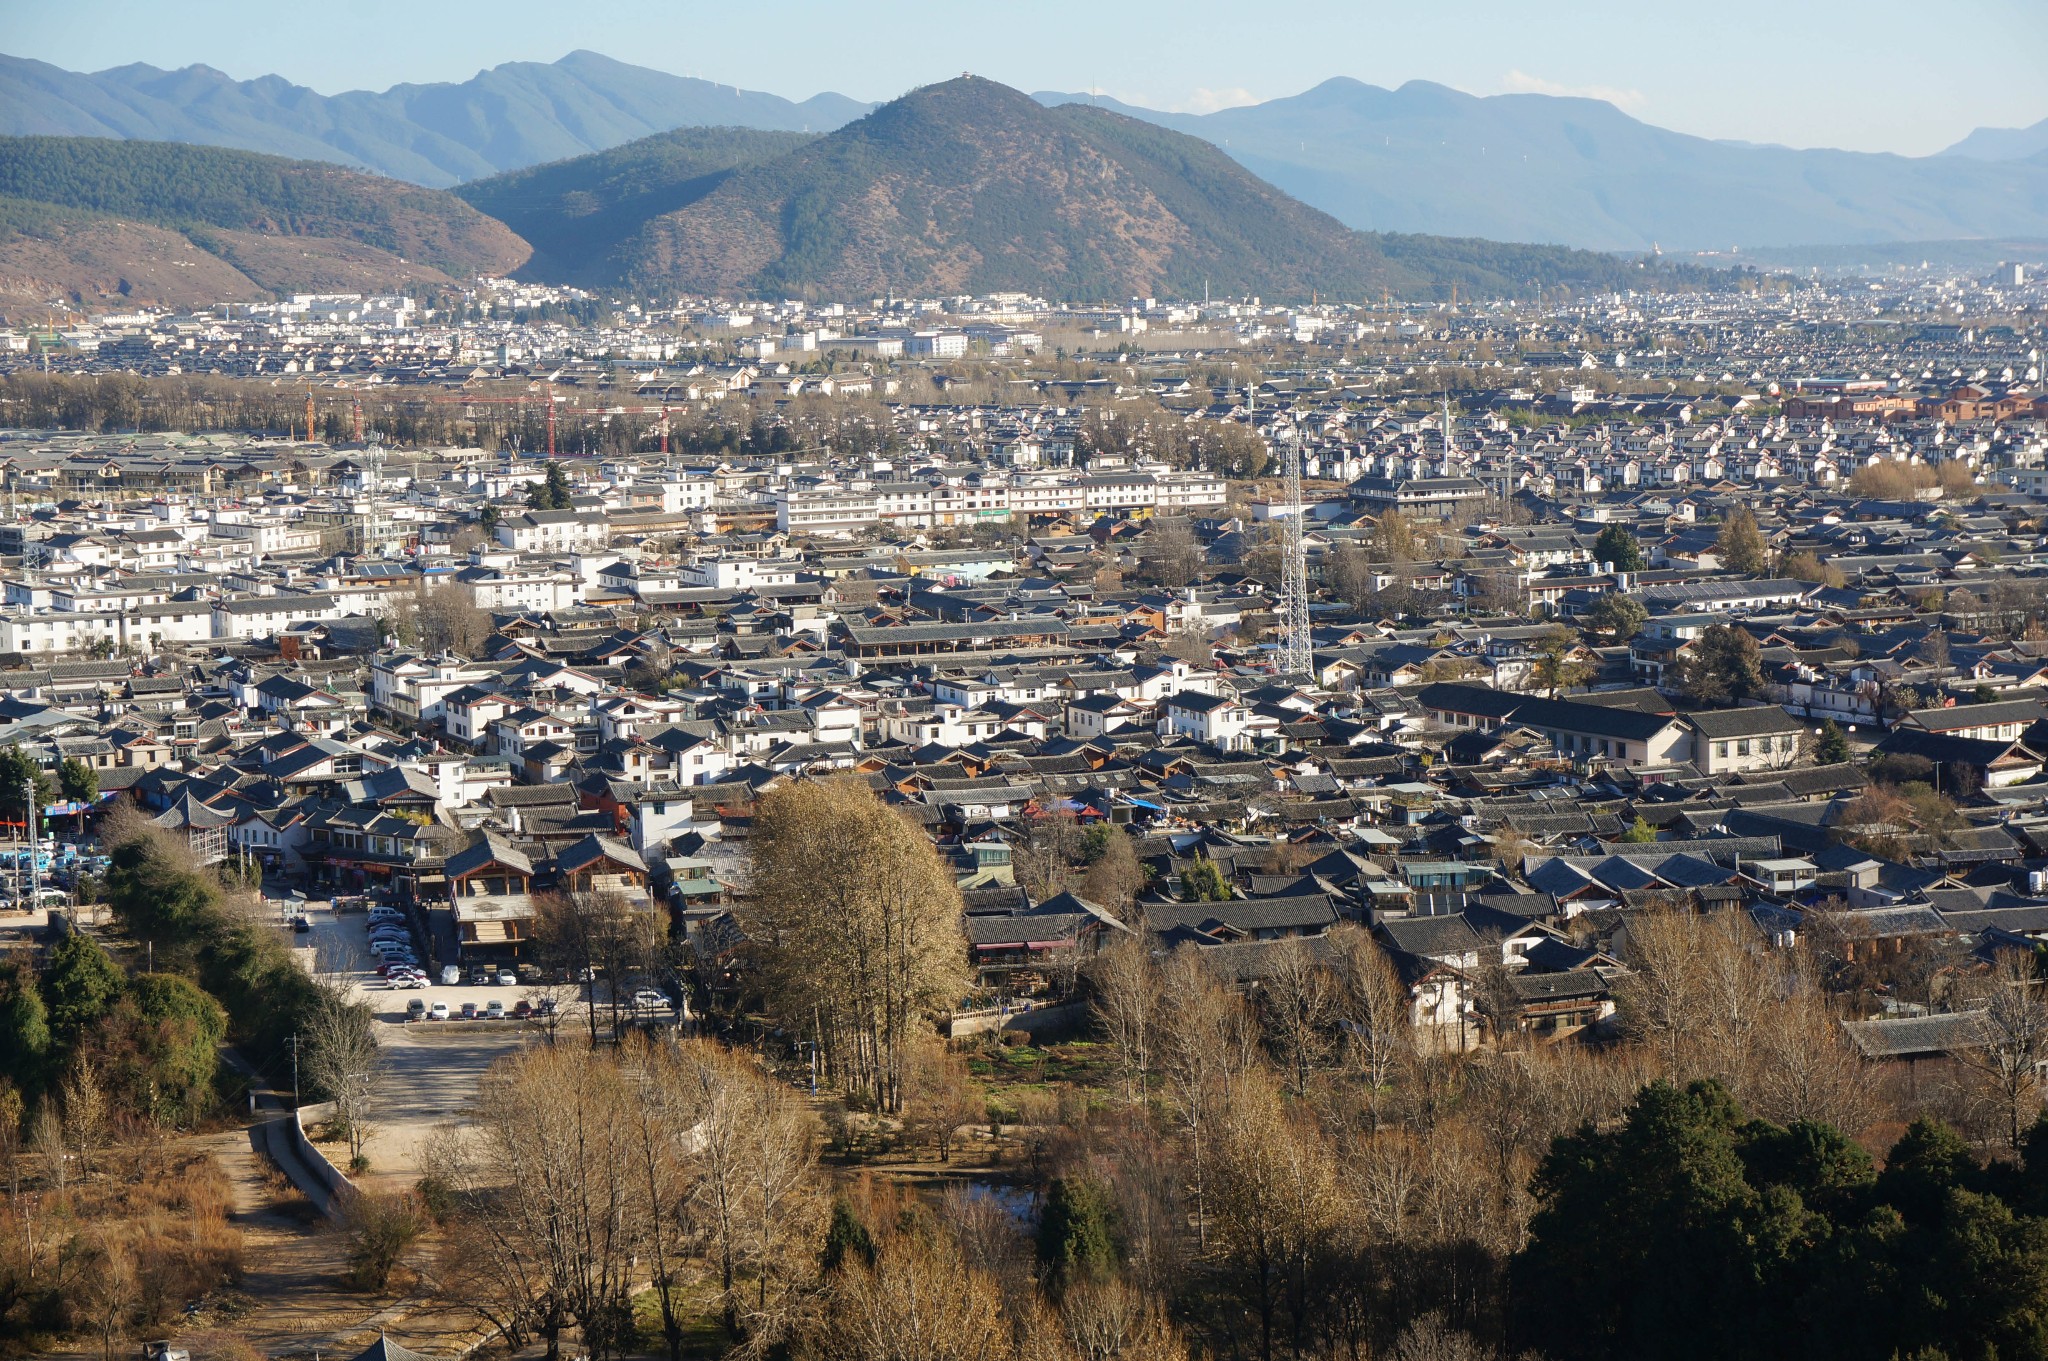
[1736,740,1751,757]
[1714,742,1728,758]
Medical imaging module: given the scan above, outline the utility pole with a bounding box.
[288,1034,301,1108]
[21,780,33,904]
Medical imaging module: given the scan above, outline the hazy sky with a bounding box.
[8,0,2045,156]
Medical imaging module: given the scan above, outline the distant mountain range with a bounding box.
[1034,80,2048,252]
[0,50,870,188]
[0,136,528,309]
[455,77,1702,301]
[1941,116,2048,163]
[3,51,2042,254]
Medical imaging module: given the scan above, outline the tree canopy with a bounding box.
[1678,623,1767,706]
[744,778,968,1112]
[1516,1080,2048,1361]
[1592,524,1646,573]
[1716,507,1768,575]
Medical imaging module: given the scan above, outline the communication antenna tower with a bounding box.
[1276,414,1313,681]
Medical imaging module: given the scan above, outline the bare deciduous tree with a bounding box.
[1154,947,1257,1250]
[745,778,968,1113]
[1090,935,1158,1106]
[1953,946,2048,1148]
[434,1044,647,1360]
[1258,939,1338,1098]
[1329,925,1410,1123]
[646,1037,822,1346]
[302,986,383,1166]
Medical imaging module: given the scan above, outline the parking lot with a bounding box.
[287,888,680,1028]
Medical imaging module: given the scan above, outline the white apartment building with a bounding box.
[494,510,611,553]
[775,468,1226,536]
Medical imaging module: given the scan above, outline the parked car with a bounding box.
[460,1001,480,1020]
[427,1002,450,1021]
[292,916,311,934]
[441,965,461,985]
[406,998,427,1020]
[484,999,506,1019]
[470,969,495,986]
[513,999,534,1019]
[632,988,670,1011]
[390,973,427,990]
[495,970,518,987]
[535,998,557,1017]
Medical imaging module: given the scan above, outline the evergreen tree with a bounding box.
[1037,1176,1121,1292]
[1677,624,1768,706]
[1592,524,1647,573]
[1815,720,1851,765]
[1179,857,1232,902]
[57,757,96,805]
[41,933,123,1049]
[0,745,53,831]
[1587,592,1648,641]
[0,964,51,1092]
[820,1197,875,1273]
[528,462,573,511]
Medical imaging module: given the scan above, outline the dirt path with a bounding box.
[129,1130,489,1359]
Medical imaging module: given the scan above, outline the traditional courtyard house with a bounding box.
[446,832,538,965]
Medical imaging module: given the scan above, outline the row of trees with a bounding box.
[1058,900,2048,1360]
[0,373,905,460]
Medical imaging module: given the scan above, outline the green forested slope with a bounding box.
[0,135,529,278]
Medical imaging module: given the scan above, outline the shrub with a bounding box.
[340,1192,424,1292]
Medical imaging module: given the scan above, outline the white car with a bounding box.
[631,988,671,1011]
[427,1002,451,1021]
[389,973,427,990]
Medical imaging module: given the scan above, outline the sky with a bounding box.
[6,0,2045,156]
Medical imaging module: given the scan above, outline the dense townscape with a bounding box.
[0,260,2045,1359]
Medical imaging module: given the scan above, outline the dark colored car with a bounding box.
[292,916,311,934]
[513,999,534,1019]
[459,1001,480,1020]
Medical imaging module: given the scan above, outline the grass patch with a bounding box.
[633,1279,729,1357]
[967,1041,1117,1090]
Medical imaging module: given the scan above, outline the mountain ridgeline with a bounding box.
[452,127,814,284]
[1036,79,2048,253]
[0,50,871,188]
[459,77,1703,302]
[0,135,530,308]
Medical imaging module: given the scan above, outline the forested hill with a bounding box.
[0,135,531,309]
[484,76,1714,302]
[454,127,814,284]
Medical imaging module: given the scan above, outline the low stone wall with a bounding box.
[948,1000,1088,1041]
[256,1101,357,1217]
[289,1107,358,1208]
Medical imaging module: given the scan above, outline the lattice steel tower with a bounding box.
[1276,417,1314,681]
